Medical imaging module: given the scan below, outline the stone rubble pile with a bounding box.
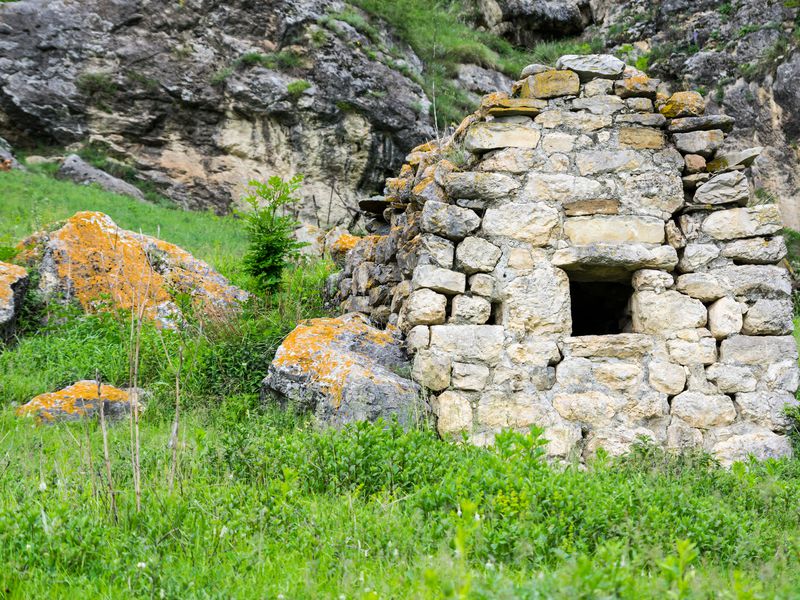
[321,54,798,464]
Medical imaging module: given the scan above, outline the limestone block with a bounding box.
[677,243,720,272]
[706,363,757,393]
[585,427,661,458]
[719,335,799,366]
[553,391,625,427]
[521,70,580,99]
[482,202,559,245]
[684,154,706,174]
[535,110,612,131]
[412,265,466,295]
[451,362,490,391]
[720,236,787,264]
[615,113,666,127]
[406,325,430,353]
[455,237,502,274]
[499,267,572,335]
[562,334,653,359]
[524,172,604,202]
[584,78,614,96]
[667,337,717,365]
[667,114,735,133]
[621,171,684,216]
[594,362,643,390]
[507,248,535,270]
[648,361,687,394]
[701,205,783,240]
[765,361,800,393]
[411,177,447,204]
[390,280,412,312]
[420,201,481,241]
[443,171,520,200]
[429,325,505,365]
[552,244,678,273]
[613,73,658,99]
[403,289,447,327]
[563,199,621,216]
[555,54,625,80]
[476,147,545,173]
[541,132,576,153]
[450,295,491,325]
[464,122,542,152]
[671,391,736,428]
[484,97,548,118]
[665,221,687,249]
[625,97,654,111]
[469,273,496,299]
[736,391,798,432]
[520,64,550,77]
[667,418,703,450]
[674,273,727,302]
[632,269,674,292]
[707,297,743,339]
[714,265,792,301]
[412,350,451,391]
[507,338,561,366]
[672,130,724,157]
[555,356,592,387]
[742,299,793,335]
[564,216,665,244]
[435,390,473,435]
[631,291,707,334]
[476,391,551,430]
[575,150,645,175]
[619,126,665,149]
[685,363,718,394]
[417,234,455,269]
[693,171,749,206]
[571,95,625,115]
[659,91,705,118]
[710,428,792,467]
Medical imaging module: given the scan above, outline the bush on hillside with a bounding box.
[240,175,307,292]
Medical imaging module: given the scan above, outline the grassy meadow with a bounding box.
[1,170,800,598]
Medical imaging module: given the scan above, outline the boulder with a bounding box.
[263,313,423,427]
[18,211,247,326]
[16,381,144,423]
[56,155,146,201]
[0,262,28,338]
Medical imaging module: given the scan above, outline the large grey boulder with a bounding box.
[56,154,146,201]
[263,313,424,427]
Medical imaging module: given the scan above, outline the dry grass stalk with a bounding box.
[96,372,118,523]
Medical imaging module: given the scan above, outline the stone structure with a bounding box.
[327,55,798,465]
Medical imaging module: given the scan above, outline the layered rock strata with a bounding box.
[327,55,798,465]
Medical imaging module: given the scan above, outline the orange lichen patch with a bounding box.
[0,261,27,303]
[384,176,413,201]
[410,140,438,154]
[21,212,246,325]
[272,314,396,407]
[659,91,705,118]
[329,233,360,257]
[16,380,132,423]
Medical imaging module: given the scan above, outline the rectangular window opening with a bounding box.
[569,279,633,336]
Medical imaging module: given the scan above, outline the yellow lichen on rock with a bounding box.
[0,261,26,303]
[19,211,247,326]
[659,91,705,118]
[16,380,139,423]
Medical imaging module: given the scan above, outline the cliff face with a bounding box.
[0,0,433,225]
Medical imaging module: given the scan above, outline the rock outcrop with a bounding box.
[18,211,247,326]
[0,0,432,224]
[263,312,423,427]
[16,380,143,423]
[0,135,23,170]
[0,261,28,338]
[56,154,146,201]
[322,55,798,465]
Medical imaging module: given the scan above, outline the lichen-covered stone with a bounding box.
[521,70,580,99]
[443,172,520,199]
[701,205,783,240]
[659,91,705,118]
[672,129,724,157]
[420,201,481,241]
[17,381,142,423]
[263,313,422,427]
[693,171,749,206]
[19,212,247,327]
[555,54,625,80]
[455,237,502,274]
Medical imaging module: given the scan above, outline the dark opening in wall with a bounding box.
[569,279,633,336]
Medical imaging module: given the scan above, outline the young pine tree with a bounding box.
[240,174,306,292]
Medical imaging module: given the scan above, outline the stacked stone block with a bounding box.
[330,54,798,465]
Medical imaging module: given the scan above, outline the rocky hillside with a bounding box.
[1,0,797,227]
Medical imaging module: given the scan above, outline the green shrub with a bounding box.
[239,175,307,292]
[286,79,312,98]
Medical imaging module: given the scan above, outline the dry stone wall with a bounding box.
[330,54,798,465]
